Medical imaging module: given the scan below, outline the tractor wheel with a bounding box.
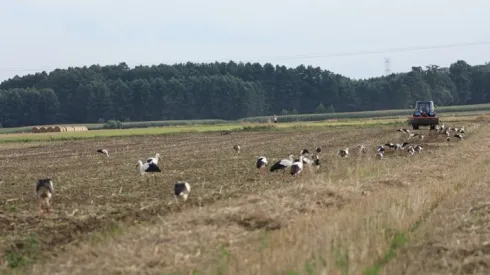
[412,124,419,130]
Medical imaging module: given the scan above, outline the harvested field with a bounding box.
[0,120,487,274]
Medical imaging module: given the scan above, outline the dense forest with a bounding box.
[0,60,489,127]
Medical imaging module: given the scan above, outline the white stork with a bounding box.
[312,154,321,171]
[337,148,349,157]
[407,146,415,156]
[270,155,294,173]
[233,145,241,154]
[414,145,423,153]
[256,156,268,171]
[454,133,463,140]
[97,149,109,157]
[174,181,191,202]
[137,160,161,175]
[36,179,54,213]
[290,156,304,176]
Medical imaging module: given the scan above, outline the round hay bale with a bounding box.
[53,126,62,132]
[65,126,75,132]
[47,126,54,132]
[61,126,67,132]
[32,127,40,133]
[39,127,48,133]
[80,126,88,131]
[75,126,80,132]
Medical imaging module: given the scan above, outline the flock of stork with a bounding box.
[34,123,466,214]
[35,150,190,214]
[252,122,466,177]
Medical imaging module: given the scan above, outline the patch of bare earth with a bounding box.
[0,122,481,274]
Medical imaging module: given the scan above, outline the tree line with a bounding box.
[0,60,489,127]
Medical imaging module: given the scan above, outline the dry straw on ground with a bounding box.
[0,118,487,274]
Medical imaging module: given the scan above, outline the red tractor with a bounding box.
[407,100,439,130]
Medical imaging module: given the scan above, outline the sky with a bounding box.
[0,0,489,82]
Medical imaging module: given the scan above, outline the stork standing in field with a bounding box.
[174,181,191,204]
[36,179,54,214]
[97,149,109,157]
[270,155,295,173]
[407,146,415,156]
[414,145,423,153]
[290,156,304,176]
[337,148,349,158]
[256,156,268,175]
[312,154,321,171]
[137,160,161,176]
[384,143,396,149]
[233,145,241,154]
[454,133,463,140]
[376,146,385,159]
[146,153,161,165]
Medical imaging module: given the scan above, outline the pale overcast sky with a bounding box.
[0,0,489,82]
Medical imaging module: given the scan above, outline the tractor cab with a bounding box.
[413,101,436,117]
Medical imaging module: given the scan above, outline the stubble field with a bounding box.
[1,117,490,274]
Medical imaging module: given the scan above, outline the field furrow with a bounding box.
[0,120,481,274]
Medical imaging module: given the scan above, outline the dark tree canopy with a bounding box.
[0,60,489,127]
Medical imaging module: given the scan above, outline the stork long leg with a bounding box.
[36,200,42,214]
[46,200,51,214]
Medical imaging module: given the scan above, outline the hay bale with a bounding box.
[47,126,54,132]
[61,126,67,132]
[81,126,88,131]
[53,126,62,132]
[32,127,40,133]
[39,127,48,133]
[65,126,75,132]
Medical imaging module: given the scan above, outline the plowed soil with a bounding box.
[0,121,487,274]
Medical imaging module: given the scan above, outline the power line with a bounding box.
[207,40,490,63]
[1,40,490,72]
